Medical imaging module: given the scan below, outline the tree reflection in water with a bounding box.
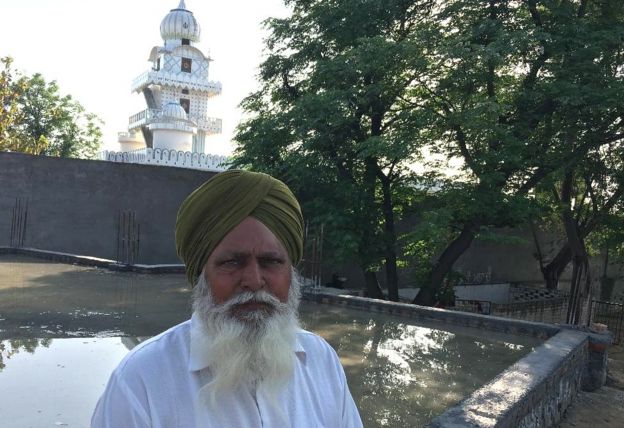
[0,338,53,371]
[300,304,536,427]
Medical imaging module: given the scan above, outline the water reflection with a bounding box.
[0,337,129,427]
[300,305,539,427]
[0,338,52,371]
[0,256,542,427]
[0,255,191,340]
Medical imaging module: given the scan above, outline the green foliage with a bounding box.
[0,57,30,153]
[530,126,624,287]
[0,57,102,159]
[413,0,624,301]
[476,229,529,246]
[234,0,624,303]
[402,198,454,285]
[233,0,436,296]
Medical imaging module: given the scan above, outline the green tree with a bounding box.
[530,140,623,322]
[0,57,33,153]
[532,144,623,291]
[412,0,624,312]
[233,0,435,300]
[14,73,103,158]
[593,211,624,301]
[0,57,102,159]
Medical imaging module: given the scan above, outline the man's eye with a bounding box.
[220,259,239,266]
[262,258,284,266]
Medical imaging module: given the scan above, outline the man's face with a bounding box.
[203,216,292,313]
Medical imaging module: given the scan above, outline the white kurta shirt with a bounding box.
[91,315,363,428]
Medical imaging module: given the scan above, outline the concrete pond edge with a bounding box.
[303,290,612,428]
[0,246,186,274]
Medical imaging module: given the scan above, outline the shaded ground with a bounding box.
[557,344,624,427]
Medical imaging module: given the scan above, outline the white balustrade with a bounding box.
[131,70,221,95]
[100,148,229,172]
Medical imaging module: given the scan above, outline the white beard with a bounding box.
[192,270,302,408]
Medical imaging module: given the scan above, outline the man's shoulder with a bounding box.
[116,320,191,375]
[295,329,340,360]
[294,329,347,389]
[295,328,324,343]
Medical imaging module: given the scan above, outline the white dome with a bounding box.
[160,1,200,42]
[162,102,188,120]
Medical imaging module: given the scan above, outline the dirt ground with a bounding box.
[557,344,624,427]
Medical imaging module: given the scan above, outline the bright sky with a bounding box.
[0,0,290,156]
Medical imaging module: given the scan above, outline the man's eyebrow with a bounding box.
[213,251,248,260]
[259,250,285,257]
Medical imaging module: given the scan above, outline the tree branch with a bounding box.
[578,0,589,18]
[527,0,543,27]
[529,218,546,272]
[486,0,497,99]
[452,122,479,175]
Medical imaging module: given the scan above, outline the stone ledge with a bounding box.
[428,330,587,427]
[301,289,608,428]
[0,247,186,274]
[302,289,560,339]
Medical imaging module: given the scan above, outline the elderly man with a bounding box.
[92,170,363,428]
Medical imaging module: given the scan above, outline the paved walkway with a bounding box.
[557,344,624,427]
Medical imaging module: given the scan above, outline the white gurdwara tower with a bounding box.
[118,0,222,155]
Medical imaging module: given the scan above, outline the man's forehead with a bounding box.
[210,217,288,253]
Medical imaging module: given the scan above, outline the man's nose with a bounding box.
[240,261,265,291]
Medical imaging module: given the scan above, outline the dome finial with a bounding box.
[161,0,200,42]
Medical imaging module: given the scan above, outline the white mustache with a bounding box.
[220,290,285,311]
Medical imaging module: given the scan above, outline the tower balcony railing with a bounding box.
[190,115,222,134]
[131,70,222,96]
[128,108,161,130]
[128,108,222,135]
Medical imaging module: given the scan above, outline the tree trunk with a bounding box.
[541,244,572,290]
[378,172,399,301]
[363,270,385,299]
[357,158,385,299]
[599,248,616,301]
[566,253,591,325]
[560,170,592,325]
[538,211,602,290]
[413,219,479,305]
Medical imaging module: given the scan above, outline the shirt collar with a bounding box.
[188,313,306,372]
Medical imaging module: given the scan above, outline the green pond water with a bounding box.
[0,255,541,427]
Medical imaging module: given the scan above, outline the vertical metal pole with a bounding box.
[136,222,141,265]
[116,211,121,263]
[317,224,324,288]
[130,211,135,265]
[126,211,130,265]
[10,198,16,247]
[618,304,623,344]
[21,199,28,247]
[17,199,22,246]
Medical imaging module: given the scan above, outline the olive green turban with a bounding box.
[175,170,304,285]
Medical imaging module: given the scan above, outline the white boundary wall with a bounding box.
[101,148,228,172]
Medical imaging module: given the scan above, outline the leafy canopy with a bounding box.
[0,57,103,159]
